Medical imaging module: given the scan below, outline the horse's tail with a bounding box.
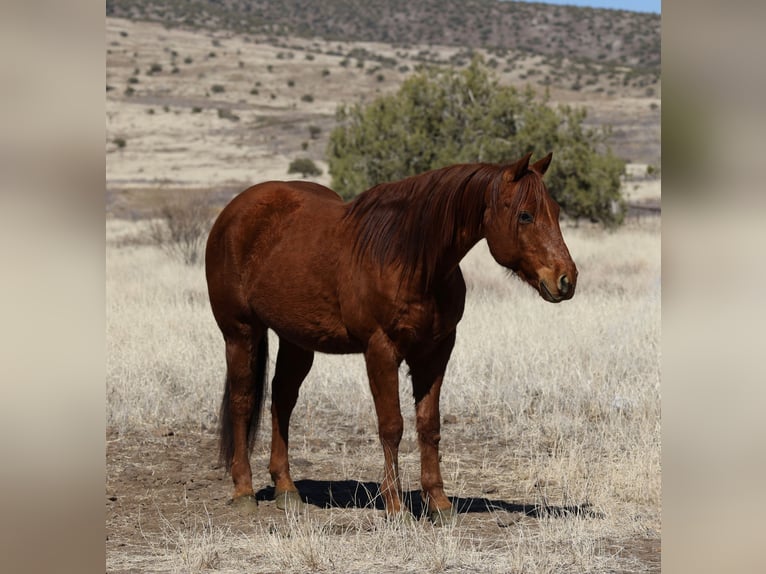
[218,334,269,470]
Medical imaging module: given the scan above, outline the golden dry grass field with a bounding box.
[107,216,660,573]
[106,15,661,574]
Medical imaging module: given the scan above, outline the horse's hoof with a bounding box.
[228,494,258,513]
[386,510,416,527]
[275,490,305,513]
[429,506,457,527]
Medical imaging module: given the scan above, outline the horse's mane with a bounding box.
[343,162,547,290]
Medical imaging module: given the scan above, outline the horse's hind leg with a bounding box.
[219,323,268,507]
[269,338,314,509]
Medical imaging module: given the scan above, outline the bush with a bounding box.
[288,158,322,178]
[327,58,625,227]
[217,108,240,121]
[211,84,225,93]
[147,192,212,266]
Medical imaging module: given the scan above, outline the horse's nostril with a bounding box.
[558,274,570,294]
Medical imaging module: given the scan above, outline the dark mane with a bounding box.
[344,163,542,290]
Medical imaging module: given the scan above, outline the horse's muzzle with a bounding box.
[540,271,576,303]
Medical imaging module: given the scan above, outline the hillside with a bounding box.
[106,11,660,219]
[106,0,660,73]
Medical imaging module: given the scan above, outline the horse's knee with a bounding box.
[418,429,441,449]
[416,415,440,444]
[379,416,404,446]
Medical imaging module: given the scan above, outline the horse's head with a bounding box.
[483,152,577,303]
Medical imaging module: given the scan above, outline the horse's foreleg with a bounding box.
[365,331,405,517]
[409,332,456,524]
[269,339,314,510]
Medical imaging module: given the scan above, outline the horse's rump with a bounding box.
[206,181,358,353]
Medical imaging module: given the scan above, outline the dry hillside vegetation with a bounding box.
[106,0,660,71]
[106,17,660,218]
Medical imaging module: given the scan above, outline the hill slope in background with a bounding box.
[106,4,660,218]
[106,0,659,72]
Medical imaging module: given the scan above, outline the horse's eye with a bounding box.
[519,211,534,224]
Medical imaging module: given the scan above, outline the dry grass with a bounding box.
[106,216,660,572]
[113,499,650,573]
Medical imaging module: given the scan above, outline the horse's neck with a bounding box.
[431,201,487,283]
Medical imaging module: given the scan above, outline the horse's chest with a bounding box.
[387,301,457,351]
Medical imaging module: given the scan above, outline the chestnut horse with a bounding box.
[205,152,577,523]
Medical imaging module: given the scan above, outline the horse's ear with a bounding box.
[531,152,553,176]
[508,152,533,182]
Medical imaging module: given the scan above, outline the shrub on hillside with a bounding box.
[327,58,625,227]
[288,158,322,178]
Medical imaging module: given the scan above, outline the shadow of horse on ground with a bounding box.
[256,479,600,519]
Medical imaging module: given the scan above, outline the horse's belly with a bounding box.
[270,319,363,354]
[295,331,364,354]
[251,291,363,354]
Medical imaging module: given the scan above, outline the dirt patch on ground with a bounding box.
[106,423,659,572]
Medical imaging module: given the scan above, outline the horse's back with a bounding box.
[210,179,340,232]
[207,180,343,266]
